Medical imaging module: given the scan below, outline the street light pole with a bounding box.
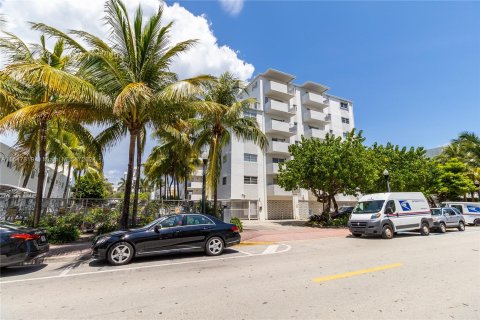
[383,169,391,192]
[201,158,207,214]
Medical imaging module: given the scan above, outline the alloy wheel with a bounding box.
[111,245,131,264]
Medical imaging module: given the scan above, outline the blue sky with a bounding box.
[178,0,480,148]
[1,0,479,183]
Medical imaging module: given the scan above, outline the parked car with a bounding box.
[431,208,466,233]
[348,192,433,239]
[92,213,241,266]
[441,202,480,226]
[332,206,354,219]
[0,221,49,268]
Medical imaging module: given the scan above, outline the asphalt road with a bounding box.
[1,228,480,320]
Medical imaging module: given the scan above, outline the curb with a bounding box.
[42,251,91,263]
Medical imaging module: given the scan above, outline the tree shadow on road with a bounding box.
[87,248,240,267]
[0,264,48,277]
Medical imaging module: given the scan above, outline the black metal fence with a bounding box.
[0,197,259,222]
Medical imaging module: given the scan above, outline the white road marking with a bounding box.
[233,248,253,256]
[262,245,279,255]
[59,265,74,277]
[0,244,291,285]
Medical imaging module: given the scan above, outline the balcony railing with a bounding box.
[267,184,292,196]
[264,80,295,101]
[267,141,290,154]
[264,99,295,117]
[303,109,330,125]
[301,92,329,109]
[265,119,296,136]
[304,128,327,140]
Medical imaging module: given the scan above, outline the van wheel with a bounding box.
[420,222,430,236]
[438,223,446,233]
[474,219,480,226]
[458,221,465,231]
[381,225,393,239]
[352,233,362,238]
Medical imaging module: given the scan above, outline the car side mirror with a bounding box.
[154,225,162,233]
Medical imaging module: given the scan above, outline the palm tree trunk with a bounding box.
[46,158,59,199]
[63,162,71,199]
[176,176,180,200]
[132,133,142,227]
[213,183,218,218]
[22,169,31,188]
[121,130,137,229]
[33,120,47,228]
[184,169,188,200]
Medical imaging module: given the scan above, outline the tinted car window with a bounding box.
[451,205,463,213]
[431,209,442,216]
[159,215,183,228]
[386,201,396,213]
[444,209,456,216]
[186,215,214,226]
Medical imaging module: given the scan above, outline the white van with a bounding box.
[441,202,480,225]
[348,192,432,239]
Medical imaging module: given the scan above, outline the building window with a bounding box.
[6,161,12,168]
[244,109,256,119]
[222,155,227,163]
[340,102,349,110]
[222,177,227,185]
[272,138,286,142]
[244,153,258,162]
[264,97,269,104]
[244,176,258,185]
[272,158,285,163]
[341,117,350,124]
[343,132,348,138]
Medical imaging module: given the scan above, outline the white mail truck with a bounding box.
[348,192,432,239]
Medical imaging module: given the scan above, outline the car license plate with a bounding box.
[40,235,46,242]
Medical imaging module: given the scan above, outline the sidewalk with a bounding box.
[44,220,349,261]
[241,220,349,242]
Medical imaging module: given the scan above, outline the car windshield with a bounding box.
[431,209,442,216]
[143,216,169,229]
[353,201,385,214]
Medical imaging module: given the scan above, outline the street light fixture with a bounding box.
[201,158,208,214]
[383,169,391,193]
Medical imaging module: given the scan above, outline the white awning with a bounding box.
[0,184,36,194]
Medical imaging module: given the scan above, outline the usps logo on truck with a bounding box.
[467,205,480,213]
[399,200,411,211]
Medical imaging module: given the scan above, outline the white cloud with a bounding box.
[219,0,244,16]
[0,0,254,80]
[0,0,255,182]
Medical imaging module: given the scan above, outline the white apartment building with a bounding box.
[0,142,70,198]
[187,69,356,220]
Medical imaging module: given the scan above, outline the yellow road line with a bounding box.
[235,241,277,246]
[312,263,403,283]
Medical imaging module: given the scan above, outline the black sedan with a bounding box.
[0,221,49,268]
[92,213,241,266]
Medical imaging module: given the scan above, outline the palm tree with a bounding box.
[34,0,215,228]
[195,72,268,215]
[0,33,108,227]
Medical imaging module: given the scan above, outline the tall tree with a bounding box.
[0,33,108,227]
[277,130,373,218]
[195,72,268,216]
[35,0,214,228]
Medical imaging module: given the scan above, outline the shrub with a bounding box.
[96,222,118,236]
[43,217,81,244]
[230,217,243,232]
[306,213,349,228]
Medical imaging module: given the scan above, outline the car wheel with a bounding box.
[420,222,430,236]
[381,225,393,239]
[458,221,465,231]
[352,233,362,238]
[438,222,446,233]
[474,219,480,226]
[205,237,224,256]
[107,242,134,266]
